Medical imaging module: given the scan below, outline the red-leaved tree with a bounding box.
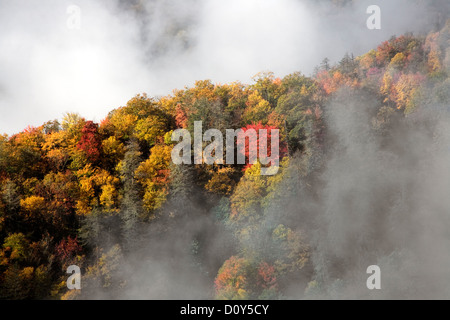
[238,123,287,171]
[77,121,101,163]
[55,236,82,267]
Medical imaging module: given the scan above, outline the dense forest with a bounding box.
[1,16,450,299]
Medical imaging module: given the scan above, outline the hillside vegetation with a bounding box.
[1,21,450,299]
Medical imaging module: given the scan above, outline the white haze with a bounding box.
[0,0,436,135]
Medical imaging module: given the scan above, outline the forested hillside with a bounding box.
[1,20,450,299]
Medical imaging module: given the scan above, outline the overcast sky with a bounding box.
[0,0,436,135]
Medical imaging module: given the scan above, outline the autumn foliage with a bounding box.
[0,23,449,299]
[77,121,101,163]
[238,123,288,171]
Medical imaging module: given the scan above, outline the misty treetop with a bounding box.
[1,20,450,299]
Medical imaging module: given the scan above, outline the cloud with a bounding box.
[0,0,148,134]
[0,0,443,135]
[306,86,450,299]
